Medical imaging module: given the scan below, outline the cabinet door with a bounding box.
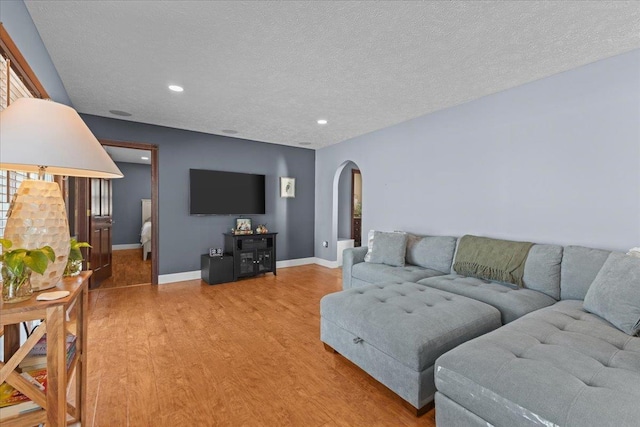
[256,249,273,274]
[236,250,257,277]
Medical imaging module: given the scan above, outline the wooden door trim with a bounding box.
[0,23,49,99]
[99,139,159,285]
[75,178,90,270]
[350,169,361,241]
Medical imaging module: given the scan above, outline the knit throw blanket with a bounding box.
[453,235,534,287]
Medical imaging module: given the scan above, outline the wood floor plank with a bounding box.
[99,248,152,289]
[86,265,436,426]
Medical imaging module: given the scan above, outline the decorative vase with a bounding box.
[3,180,70,291]
[2,265,33,303]
[64,259,83,277]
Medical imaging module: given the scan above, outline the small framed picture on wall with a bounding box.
[280,177,295,198]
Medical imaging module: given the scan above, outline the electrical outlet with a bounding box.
[322,241,328,248]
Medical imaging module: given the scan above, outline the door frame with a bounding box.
[99,139,159,285]
[350,169,361,244]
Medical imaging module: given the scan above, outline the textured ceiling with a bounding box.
[25,1,640,149]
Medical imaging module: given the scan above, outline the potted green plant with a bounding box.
[64,238,91,277]
[0,239,55,303]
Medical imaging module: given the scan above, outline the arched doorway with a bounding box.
[332,160,362,264]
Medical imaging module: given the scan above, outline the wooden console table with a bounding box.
[1,271,90,426]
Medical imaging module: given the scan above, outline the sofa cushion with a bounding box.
[352,262,445,285]
[435,300,640,427]
[522,244,563,300]
[406,234,457,273]
[418,275,557,324]
[320,282,501,371]
[368,231,408,267]
[584,252,640,336]
[560,245,610,300]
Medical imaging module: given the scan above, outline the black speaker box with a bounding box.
[201,254,234,285]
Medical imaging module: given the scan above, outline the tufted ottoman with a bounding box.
[435,300,640,426]
[320,282,502,414]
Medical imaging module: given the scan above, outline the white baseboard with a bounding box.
[158,257,339,285]
[276,257,316,268]
[112,244,141,251]
[158,270,201,284]
[314,257,341,269]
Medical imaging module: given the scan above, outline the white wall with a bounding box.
[315,49,640,261]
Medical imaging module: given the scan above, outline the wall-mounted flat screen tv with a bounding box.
[189,169,266,215]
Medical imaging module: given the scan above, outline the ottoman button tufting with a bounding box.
[353,337,364,344]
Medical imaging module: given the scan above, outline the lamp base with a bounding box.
[3,180,70,291]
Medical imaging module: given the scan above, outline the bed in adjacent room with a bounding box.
[141,198,151,260]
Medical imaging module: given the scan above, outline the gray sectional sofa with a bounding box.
[320,233,640,426]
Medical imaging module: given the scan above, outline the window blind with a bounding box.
[0,54,53,238]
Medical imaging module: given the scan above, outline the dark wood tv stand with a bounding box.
[224,232,277,280]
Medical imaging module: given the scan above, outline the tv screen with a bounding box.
[189,169,266,215]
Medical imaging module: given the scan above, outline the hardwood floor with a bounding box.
[86,265,437,426]
[98,248,151,289]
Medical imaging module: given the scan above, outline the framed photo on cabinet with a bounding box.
[235,218,252,233]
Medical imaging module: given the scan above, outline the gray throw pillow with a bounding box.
[405,234,457,273]
[368,231,408,267]
[583,252,640,336]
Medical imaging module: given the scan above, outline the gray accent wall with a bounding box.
[80,114,315,275]
[0,0,72,105]
[315,49,640,261]
[112,162,151,245]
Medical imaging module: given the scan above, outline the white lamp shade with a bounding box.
[0,98,123,178]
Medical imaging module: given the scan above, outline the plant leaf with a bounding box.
[76,242,92,249]
[69,247,83,261]
[23,251,49,275]
[0,238,12,249]
[4,251,26,276]
[41,246,56,262]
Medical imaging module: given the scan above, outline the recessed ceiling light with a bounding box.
[109,109,132,117]
[299,142,312,146]
[222,129,239,134]
[141,156,149,160]
[168,85,184,92]
[317,119,328,125]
